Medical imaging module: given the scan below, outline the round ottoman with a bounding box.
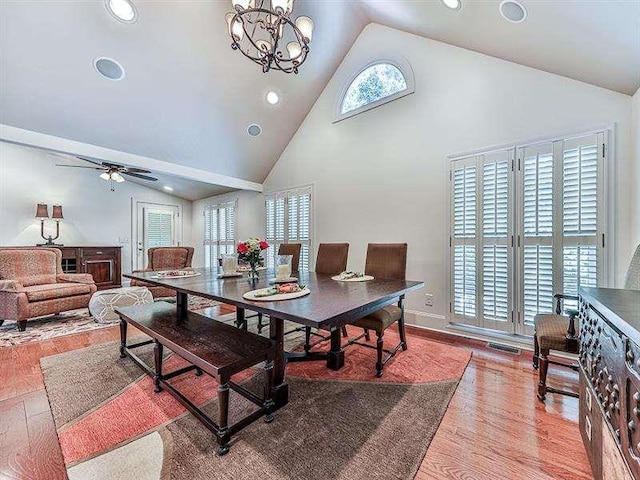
[89,287,153,324]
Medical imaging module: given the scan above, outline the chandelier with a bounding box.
[225,0,314,74]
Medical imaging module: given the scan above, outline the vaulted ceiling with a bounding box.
[1,0,638,190]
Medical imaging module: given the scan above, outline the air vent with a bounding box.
[94,57,126,81]
[487,342,521,355]
[247,124,262,137]
[499,0,527,23]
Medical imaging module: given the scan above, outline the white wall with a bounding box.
[191,190,265,268]
[0,142,193,274]
[632,88,640,251]
[263,23,635,329]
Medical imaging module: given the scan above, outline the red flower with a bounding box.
[237,243,248,254]
[259,240,269,250]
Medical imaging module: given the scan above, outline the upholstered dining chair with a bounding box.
[131,246,194,299]
[298,243,350,352]
[254,243,302,332]
[342,243,408,377]
[533,244,640,402]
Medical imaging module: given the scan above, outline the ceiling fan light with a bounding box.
[295,16,314,43]
[225,13,244,40]
[286,41,302,59]
[99,172,111,181]
[112,172,125,183]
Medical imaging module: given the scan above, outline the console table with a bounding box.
[579,287,640,480]
[54,246,122,290]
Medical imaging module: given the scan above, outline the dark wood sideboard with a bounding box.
[55,246,122,290]
[579,287,640,480]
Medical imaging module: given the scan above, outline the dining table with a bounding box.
[123,268,424,409]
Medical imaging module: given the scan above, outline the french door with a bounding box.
[450,130,607,336]
[135,202,181,269]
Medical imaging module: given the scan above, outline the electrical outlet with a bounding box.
[425,293,434,307]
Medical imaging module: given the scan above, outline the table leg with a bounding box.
[327,327,345,370]
[236,307,246,330]
[176,291,188,319]
[269,316,289,408]
[119,318,127,358]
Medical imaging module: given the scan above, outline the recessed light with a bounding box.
[247,124,262,137]
[266,91,280,105]
[500,0,527,23]
[163,186,174,192]
[94,57,126,81]
[441,0,461,10]
[105,0,137,23]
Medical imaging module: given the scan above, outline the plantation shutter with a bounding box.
[145,210,174,248]
[203,201,237,270]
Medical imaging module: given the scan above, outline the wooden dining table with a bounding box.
[124,268,424,409]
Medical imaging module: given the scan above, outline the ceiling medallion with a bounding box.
[225,0,314,74]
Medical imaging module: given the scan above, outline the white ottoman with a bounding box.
[89,287,153,324]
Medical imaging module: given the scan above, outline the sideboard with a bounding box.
[55,246,122,290]
[579,287,640,480]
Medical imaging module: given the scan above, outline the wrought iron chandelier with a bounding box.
[225,0,314,74]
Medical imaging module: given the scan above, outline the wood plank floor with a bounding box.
[0,309,591,480]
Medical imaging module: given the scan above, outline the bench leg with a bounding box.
[304,327,312,353]
[119,319,128,358]
[153,340,163,393]
[263,360,275,423]
[217,378,231,455]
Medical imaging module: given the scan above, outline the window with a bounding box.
[265,186,313,272]
[335,59,414,122]
[450,130,607,336]
[203,201,236,270]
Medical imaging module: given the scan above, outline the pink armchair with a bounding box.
[0,248,97,331]
[130,246,195,299]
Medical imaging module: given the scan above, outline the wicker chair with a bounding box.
[130,247,194,299]
[343,243,408,377]
[534,244,640,401]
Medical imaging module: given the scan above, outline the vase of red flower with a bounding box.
[237,238,269,280]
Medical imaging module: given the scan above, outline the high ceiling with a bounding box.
[1,0,638,190]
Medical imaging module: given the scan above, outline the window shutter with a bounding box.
[453,166,476,238]
[265,188,311,270]
[146,211,173,248]
[203,201,237,270]
[563,144,598,236]
[523,245,554,324]
[454,245,476,317]
[523,152,554,237]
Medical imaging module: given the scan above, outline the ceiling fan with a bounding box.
[56,157,158,191]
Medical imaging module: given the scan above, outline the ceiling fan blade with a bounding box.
[124,167,152,174]
[75,156,106,167]
[55,164,105,170]
[101,161,126,169]
[123,172,158,181]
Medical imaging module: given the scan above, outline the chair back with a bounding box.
[147,247,194,271]
[315,243,349,274]
[625,245,640,290]
[277,243,302,272]
[364,243,407,280]
[0,248,62,286]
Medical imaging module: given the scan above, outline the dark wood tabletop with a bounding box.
[124,268,424,329]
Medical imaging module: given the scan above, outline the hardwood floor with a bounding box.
[0,310,591,480]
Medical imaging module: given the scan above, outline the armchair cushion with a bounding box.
[351,305,402,333]
[0,280,24,292]
[23,283,93,302]
[534,313,580,351]
[57,273,95,285]
[0,249,60,286]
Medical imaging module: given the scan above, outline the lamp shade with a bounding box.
[295,16,314,42]
[51,205,64,220]
[36,204,49,219]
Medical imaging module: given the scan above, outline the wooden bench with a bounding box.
[116,301,277,455]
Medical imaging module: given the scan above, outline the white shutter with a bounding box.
[204,201,237,270]
[523,245,554,324]
[145,210,174,248]
[563,143,598,236]
[454,245,476,317]
[453,166,476,238]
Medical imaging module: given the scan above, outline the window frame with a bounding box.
[334,57,415,123]
[446,126,612,338]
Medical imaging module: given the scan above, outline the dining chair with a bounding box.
[254,243,302,332]
[533,244,640,402]
[297,243,350,352]
[342,243,408,377]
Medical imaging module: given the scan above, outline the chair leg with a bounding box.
[341,326,348,338]
[533,333,540,370]
[398,316,408,351]
[376,331,384,378]
[304,326,312,353]
[364,329,371,342]
[17,320,27,332]
[153,340,163,393]
[537,348,549,402]
[257,313,263,333]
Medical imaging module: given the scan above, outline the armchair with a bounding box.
[130,246,194,299]
[0,248,97,331]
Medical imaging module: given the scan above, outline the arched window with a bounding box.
[336,59,414,122]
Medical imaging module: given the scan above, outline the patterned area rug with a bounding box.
[41,328,471,479]
[0,296,220,348]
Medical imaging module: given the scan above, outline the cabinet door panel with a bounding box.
[84,258,114,286]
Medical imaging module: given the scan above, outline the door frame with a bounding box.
[131,199,183,271]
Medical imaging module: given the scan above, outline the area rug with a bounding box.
[0,296,221,348]
[41,329,471,479]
